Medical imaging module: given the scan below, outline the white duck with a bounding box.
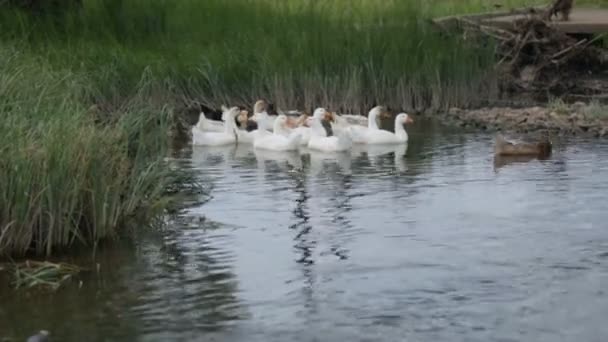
[307,114,353,152]
[192,106,239,146]
[291,124,312,146]
[235,114,271,144]
[193,112,224,133]
[328,112,353,137]
[353,112,413,145]
[251,99,277,131]
[340,113,369,127]
[254,115,303,151]
[292,108,329,145]
[274,108,325,146]
[349,106,390,143]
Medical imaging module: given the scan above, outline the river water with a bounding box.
[2,120,608,342]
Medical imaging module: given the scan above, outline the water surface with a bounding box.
[2,120,608,342]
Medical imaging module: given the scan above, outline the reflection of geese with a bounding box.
[191,145,237,168]
[307,149,352,175]
[285,171,318,318]
[352,143,408,172]
[254,148,303,170]
[233,143,254,159]
[393,143,408,172]
[321,174,354,261]
[140,222,247,331]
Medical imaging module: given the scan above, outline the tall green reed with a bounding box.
[0,47,185,257]
[0,0,505,113]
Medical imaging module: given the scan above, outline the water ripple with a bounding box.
[4,126,608,342]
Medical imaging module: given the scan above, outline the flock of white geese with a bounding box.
[191,100,414,153]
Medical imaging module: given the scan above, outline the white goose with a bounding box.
[291,125,312,146]
[340,113,369,127]
[349,106,389,143]
[193,112,224,133]
[275,108,326,146]
[293,108,329,145]
[251,99,277,131]
[353,112,413,145]
[307,113,353,152]
[254,115,302,151]
[329,113,352,137]
[235,115,271,144]
[192,106,239,146]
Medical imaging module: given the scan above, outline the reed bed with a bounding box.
[0,0,514,113]
[0,47,188,257]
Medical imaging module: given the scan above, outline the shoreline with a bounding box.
[442,101,608,138]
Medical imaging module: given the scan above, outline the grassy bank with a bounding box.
[0,46,189,257]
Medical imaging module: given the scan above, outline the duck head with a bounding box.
[223,106,241,120]
[237,110,249,128]
[312,108,328,120]
[370,105,392,119]
[273,114,290,133]
[254,99,269,114]
[396,113,414,125]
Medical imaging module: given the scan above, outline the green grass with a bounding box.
[0,47,189,257]
[0,0,511,113]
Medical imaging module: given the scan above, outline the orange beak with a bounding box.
[405,116,414,124]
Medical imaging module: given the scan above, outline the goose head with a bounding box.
[312,107,328,120]
[396,113,414,125]
[224,106,241,120]
[254,99,269,114]
[273,114,290,133]
[369,106,392,119]
[221,105,239,121]
[237,110,249,128]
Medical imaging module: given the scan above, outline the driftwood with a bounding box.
[447,5,607,100]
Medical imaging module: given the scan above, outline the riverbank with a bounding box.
[444,101,608,137]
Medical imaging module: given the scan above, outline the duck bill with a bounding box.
[406,116,414,124]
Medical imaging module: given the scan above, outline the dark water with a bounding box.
[2,120,608,342]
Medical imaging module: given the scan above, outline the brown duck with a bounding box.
[494,133,552,157]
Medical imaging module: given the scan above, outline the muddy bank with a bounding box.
[444,102,608,137]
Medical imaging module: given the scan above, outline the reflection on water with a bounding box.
[3,120,608,341]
